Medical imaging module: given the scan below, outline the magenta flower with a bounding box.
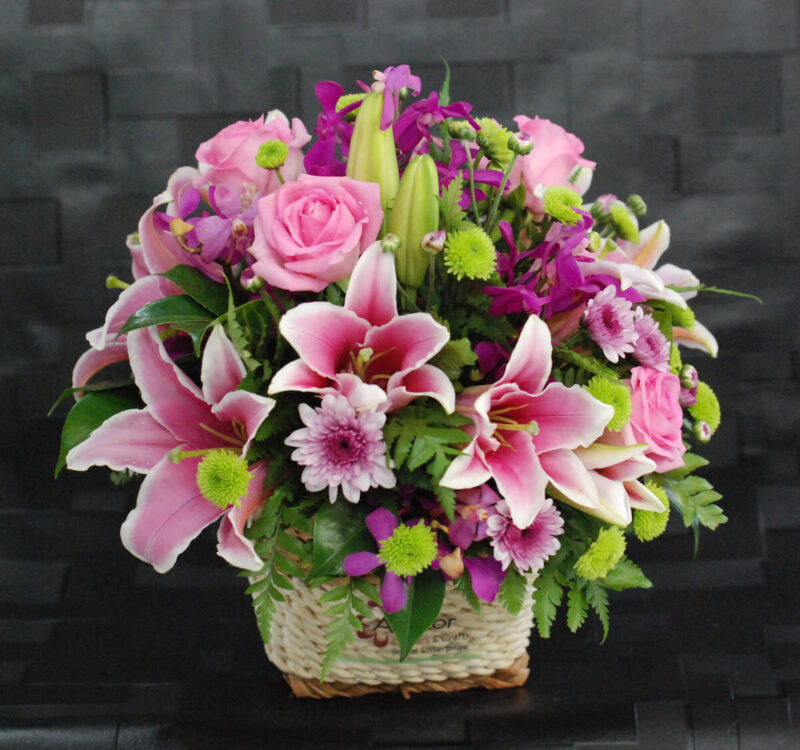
[343,508,414,613]
[440,315,614,529]
[66,325,276,573]
[371,64,422,129]
[583,285,638,363]
[632,309,670,371]
[285,393,395,503]
[268,242,455,414]
[487,499,564,572]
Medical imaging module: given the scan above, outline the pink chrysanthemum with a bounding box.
[632,308,670,371]
[487,499,564,572]
[583,285,638,363]
[286,394,395,503]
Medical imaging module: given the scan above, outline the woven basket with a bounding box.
[256,575,535,698]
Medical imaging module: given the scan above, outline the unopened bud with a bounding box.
[590,201,610,223]
[626,194,648,217]
[692,420,712,443]
[588,231,602,252]
[421,229,446,255]
[447,120,477,141]
[507,132,533,156]
[679,364,699,390]
[438,546,464,579]
[380,233,402,253]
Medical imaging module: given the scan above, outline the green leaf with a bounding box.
[55,388,141,477]
[435,485,456,522]
[384,569,446,661]
[566,583,588,633]
[664,452,709,481]
[119,295,214,335]
[429,338,477,380]
[160,264,228,316]
[439,175,467,231]
[532,567,563,638]
[309,502,373,579]
[453,570,481,614]
[584,581,610,642]
[499,566,527,616]
[600,557,652,591]
[553,346,620,380]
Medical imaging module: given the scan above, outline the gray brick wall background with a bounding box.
[1,1,799,746]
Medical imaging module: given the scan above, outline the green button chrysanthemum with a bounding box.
[255,139,289,169]
[196,450,252,509]
[633,481,671,542]
[544,186,583,226]
[609,204,640,243]
[475,117,514,169]
[688,381,721,434]
[585,375,632,432]
[574,526,626,580]
[378,522,438,577]
[443,225,497,281]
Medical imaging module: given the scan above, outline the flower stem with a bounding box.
[484,153,519,235]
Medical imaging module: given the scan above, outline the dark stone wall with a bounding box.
[1,1,798,746]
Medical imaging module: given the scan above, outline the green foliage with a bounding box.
[553,346,620,381]
[600,557,652,591]
[532,565,564,638]
[119,295,215,353]
[453,568,482,614]
[159,264,228,316]
[498,566,527,616]
[566,582,587,632]
[308,501,373,582]
[384,569,446,660]
[319,578,377,681]
[55,388,141,476]
[438,175,468,230]
[584,581,610,642]
[429,337,478,380]
[662,473,727,551]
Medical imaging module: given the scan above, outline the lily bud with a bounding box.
[508,131,533,156]
[345,91,399,228]
[387,153,440,287]
[421,229,446,255]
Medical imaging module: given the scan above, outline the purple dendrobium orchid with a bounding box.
[371,65,422,130]
[303,80,359,177]
[440,315,614,529]
[343,508,412,613]
[268,242,455,414]
[67,325,276,573]
[394,91,477,154]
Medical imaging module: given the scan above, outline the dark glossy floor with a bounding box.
[1,423,798,749]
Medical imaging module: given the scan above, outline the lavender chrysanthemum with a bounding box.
[632,308,670,371]
[286,394,395,503]
[487,499,564,572]
[583,285,638,363]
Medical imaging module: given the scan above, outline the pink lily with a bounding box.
[66,325,276,573]
[269,241,455,414]
[440,315,614,529]
[566,427,666,526]
[72,274,180,392]
[599,221,718,356]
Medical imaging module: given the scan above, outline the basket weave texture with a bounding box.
[259,575,535,698]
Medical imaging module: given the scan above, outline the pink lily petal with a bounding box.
[530,384,613,453]
[590,472,633,526]
[120,452,226,573]
[621,220,670,269]
[278,302,370,379]
[268,358,331,396]
[85,275,178,351]
[217,461,268,571]
[344,241,397,327]
[380,571,407,613]
[655,263,700,300]
[367,507,399,542]
[499,315,552,394]
[673,321,719,357]
[66,408,177,474]
[71,341,130,391]
[127,327,228,448]
[364,313,449,378]
[625,480,667,512]
[538,448,600,511]
[211,390,276,455]
[201,325,247,406]
[335,373,388,411]
[573,441,650,471]
[385,364,456,414]
[486,431,548,529]
[344,550,382,576]
[439,441,493,490]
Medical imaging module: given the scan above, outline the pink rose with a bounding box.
[509,116,595,216]
[249,174,383,292]
[195,111,310,195]
[627,366,686,472]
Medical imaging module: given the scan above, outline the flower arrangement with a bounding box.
[57,64,730,690]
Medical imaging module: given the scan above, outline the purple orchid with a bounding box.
[343,508,415,613]
[394,90,478,154]
[303,80,359,177]
[67,325,276,573]
[371,64,422,130]
[268,242,455,414]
